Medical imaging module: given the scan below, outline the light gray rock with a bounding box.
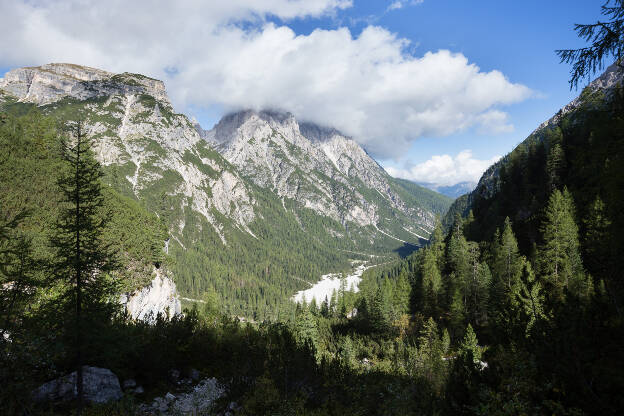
[0,63,256,245]
[0,63,169,105]
[208,109,435,232]
[170,377,225,414]
[32,366,122,404]
[121,268,182,322]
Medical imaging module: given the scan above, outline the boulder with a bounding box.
[32,366,122,404]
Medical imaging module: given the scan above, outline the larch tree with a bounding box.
[556,0,624,89]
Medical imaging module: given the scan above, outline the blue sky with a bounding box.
[277,0,603,179]
[0,0,607,186]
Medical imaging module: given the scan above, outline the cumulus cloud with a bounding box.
[0,0,531,158]
[385,150,501,186]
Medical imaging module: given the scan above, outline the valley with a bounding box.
[2,2,624,414]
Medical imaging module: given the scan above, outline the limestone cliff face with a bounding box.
[0,63,169,105]
[0,63,256,244]
[205,110,434,230]
[120,268,182,322]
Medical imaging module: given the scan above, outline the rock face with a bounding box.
[141,378,225,414]
[120,268,182,322]
[206,109,434,230]
[31,366,122,404]
[0,63,169,105]
[0,63,255,244]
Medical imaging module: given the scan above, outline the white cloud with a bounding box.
[477,110,515,134]
[385,150,501,186]
[387,0,424,12]
[0,0,531,158]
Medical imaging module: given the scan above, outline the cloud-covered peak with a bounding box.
[1,1,532,159]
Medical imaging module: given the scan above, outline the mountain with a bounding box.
[202,109,446,240]
[416,181,476,199]
[445,62,624,277]
[0,63,452,318]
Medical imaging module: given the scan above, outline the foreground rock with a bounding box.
[141,378,225,415]
[32,366,122,404]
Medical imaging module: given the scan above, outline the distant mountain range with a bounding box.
[415,181,477,199]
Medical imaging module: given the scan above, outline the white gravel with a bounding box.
[292,262,371,304]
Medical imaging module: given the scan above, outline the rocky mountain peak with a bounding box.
[0,63,169,105]
[298,121,344,143]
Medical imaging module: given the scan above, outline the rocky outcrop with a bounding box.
[0,63,169,105]
[120,268,182,322]
[31,366,122,404]
[141,378,226,415]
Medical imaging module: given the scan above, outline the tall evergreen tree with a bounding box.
[539,188,591,301]
[446,215,470,310]
[421,249,442,318]
[546,143,566,191]
[490,218,524,315]
[393,271,411,315]
[49,122,118,413]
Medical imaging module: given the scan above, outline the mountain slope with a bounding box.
[445,62,624,283]
[0,63,451,318]
[203,109,442,241]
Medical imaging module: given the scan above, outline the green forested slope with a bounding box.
[0,110,166,291]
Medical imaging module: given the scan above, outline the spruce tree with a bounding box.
[421,249,442,318]
[49,122,118,413]
[393,271,411,315]
[546,143,566,191]
[460,323,482,363]
[491,218,524,314]
[446,216,470,310]
[539,188,591,301]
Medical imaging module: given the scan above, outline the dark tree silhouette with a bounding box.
[557,0,624,89]
[50,121,118,414]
